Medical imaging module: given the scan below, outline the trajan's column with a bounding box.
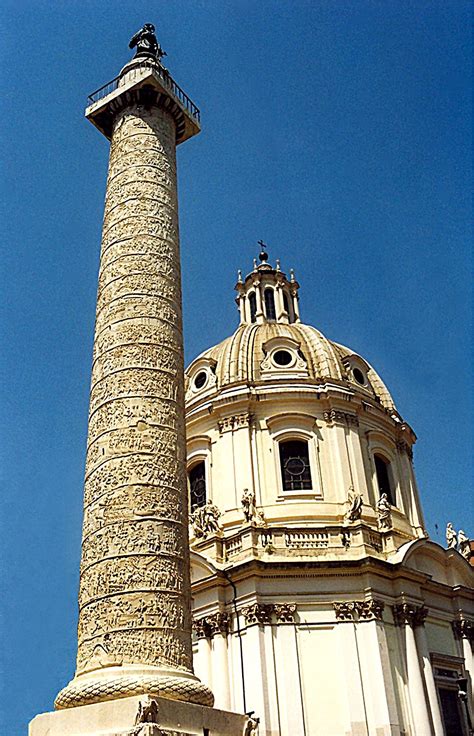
[30,24,248,736]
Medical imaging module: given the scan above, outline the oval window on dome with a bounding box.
[273,349,293,367]
[194,371,208,390]
[352,367,366,386]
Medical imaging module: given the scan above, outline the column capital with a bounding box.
[333,599,385,622]
[205,612,230,638]
[274,604,297,623]
[392,603,428,628]
[241,603,274,626]
[452,618,474,642]
[192,618,210,640]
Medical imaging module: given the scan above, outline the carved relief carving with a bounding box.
[392,603,428,628]
[72,105,195,685]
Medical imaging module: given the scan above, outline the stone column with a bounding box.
[393,604,432,736]
[207,613,231,710]
[414,623,444,735]
[55,59,212,711]
[453,619,473,682]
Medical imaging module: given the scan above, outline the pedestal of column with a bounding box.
[29,694,248,736]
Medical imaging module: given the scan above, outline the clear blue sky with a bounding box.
[0,2,472,733]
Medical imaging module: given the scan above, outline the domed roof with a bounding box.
[185,250,397,412]
[186,321,396,411]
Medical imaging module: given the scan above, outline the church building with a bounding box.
[186,248,474,736]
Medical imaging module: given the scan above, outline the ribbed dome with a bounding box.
[186,321,396,411]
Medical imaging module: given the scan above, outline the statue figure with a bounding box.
[243,714,260,736]
[458,529,470,558]
[377,493,392,530]
[190,500,222,538]
[446,522,457,549]
[202,499,221,534]
[135,695,159,724]
[129,23,167,62]
[345,488,363,522]
[242,488,257,523]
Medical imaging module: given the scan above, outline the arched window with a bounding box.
[189,461,206,510]
[279,440,312,491]
[264,288,276,321]
[374,454,394,505]
[283,292,292,323]
[249,292,257,323]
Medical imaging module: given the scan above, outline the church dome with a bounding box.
[186,321,396,412]
[185,248,396,414]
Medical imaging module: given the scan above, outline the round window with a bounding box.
[273,350,293,367]
[194,371,208,389]
[353,367,366,386]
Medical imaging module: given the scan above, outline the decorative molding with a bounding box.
[241,603,274,626]
[392,603,428,628]
[333,599,385,622]
[452,618,474,642]
[274,604,297,623]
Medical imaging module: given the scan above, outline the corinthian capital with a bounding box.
[241,603,274,626]
[392,603,428,628]
[452,618,473,642]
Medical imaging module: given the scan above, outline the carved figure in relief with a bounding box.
[345,487,363,522]
[457,529,470,558]
[446,522,457,549]
[377,493,392,530]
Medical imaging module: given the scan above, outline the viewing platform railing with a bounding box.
[87,60,201,123]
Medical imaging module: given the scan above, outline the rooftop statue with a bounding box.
[129,23,167,62]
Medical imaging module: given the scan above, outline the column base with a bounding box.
[55,666,214,710]
[30,694,251,736]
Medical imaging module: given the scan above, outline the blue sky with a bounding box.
[0,1,472,733]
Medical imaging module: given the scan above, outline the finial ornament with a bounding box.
[257,240,269,263]
[237,269,243,284]
[276,259,281,272]
[129,23,167,62]
[290,268,296,283]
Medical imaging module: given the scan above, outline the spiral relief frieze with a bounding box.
[69,103,195,686]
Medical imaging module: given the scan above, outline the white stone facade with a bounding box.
[186,254,474,736]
